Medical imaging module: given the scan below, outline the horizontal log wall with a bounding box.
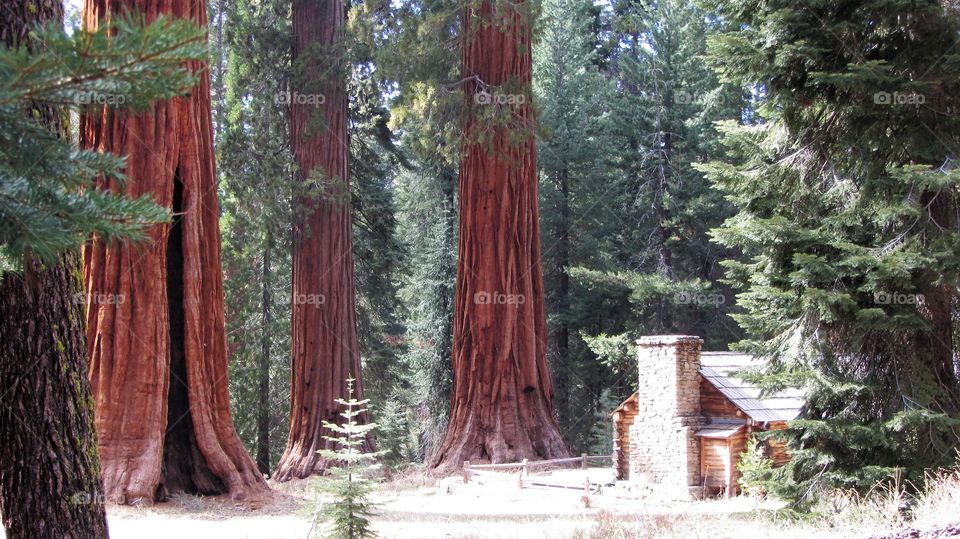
[700,378,744,420]
[612,398,638,480]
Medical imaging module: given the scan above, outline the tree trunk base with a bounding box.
[431,391,569,472]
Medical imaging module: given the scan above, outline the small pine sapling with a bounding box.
[309,378,385,539]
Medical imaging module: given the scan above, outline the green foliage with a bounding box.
[216,0,294,473]
[394,164,457,460]
[0,14,205,271]
[587,389,619,456]
[357,0,460,462]
[737,435,776,498]
[311,378,385,539]
[700,0,960,504]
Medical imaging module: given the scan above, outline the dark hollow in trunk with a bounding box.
[158,172,224,498]
[81,0,267,503]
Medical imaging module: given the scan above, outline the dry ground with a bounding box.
[7,467,958,538]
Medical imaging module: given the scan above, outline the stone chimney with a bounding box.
[629,335,704,498]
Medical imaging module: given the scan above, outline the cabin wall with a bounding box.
[700,438,728,491]
[699,378,744,420]
[728,428,748,495]
[612,398,638,480]
[766,421,791,467]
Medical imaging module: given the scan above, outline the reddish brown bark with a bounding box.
[80,0,266,504]
[273,0,368,481]
[430,0,568,471]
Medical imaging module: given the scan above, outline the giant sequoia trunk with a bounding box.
[0,3,110,536]
[274,0,368,481]
[80,0,266,503]
[430,0,568,471]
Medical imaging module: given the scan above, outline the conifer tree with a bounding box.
[217,0,295,476]
[0,9,204,536]
[699,0,960,501]
[534,0,620,449]
[310,378,384,539]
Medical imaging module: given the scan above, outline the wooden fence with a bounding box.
[461,453,613,493]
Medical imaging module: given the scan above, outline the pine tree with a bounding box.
[534,0,625,452]
[0,10,204,536]
[311,378,384,539]
[699,0,960,502]
[358,0,460,461]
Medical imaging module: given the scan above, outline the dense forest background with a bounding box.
[207,0,960,496]
[210,0,747,471]
[9,0,950,519]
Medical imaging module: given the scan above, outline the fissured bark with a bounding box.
[80,0,266,504]
[273,0,369,481]
[430,0,569,471]
[0,3,110,536]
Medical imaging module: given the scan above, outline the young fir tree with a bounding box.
[312,378,384,539]
[699,0,960,502]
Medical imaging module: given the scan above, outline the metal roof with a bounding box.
[699,352,804,422]
[695,419,747,439]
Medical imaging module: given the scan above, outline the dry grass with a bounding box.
[8,465,950,539]
[564,467,960,539]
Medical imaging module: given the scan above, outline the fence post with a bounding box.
[581,452,588,469]
[518,459,527,489]
[463,461,471,484]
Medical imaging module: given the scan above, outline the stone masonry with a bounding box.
[628,335,705,499]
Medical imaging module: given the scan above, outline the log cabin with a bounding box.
[611,335,803,498]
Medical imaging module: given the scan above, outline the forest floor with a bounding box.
[51,467,960,539]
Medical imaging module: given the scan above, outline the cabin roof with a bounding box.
[700,352,804,422]
[695,419,746,439]
[610,351,805,422]
[611,392,637,415]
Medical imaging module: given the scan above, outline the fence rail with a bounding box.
[461,453,613,487]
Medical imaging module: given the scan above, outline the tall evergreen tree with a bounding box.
[431,0,569,470]
[358,0,461,461]
[0,8,205,535]
[700,0,960,501]
[81,0,266,503]
[277,0,371,480]
[217,0,295,476]
[534,0,622,450]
